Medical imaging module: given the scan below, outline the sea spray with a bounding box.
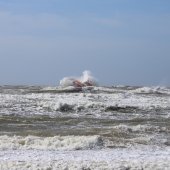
[59,70,98,87]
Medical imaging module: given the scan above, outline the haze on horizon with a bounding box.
[0,0,170,86]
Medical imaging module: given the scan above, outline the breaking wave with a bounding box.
[0,135,103,151]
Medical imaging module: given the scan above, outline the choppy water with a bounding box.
[0,85,170,169]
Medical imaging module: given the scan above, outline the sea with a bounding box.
[0,85,170,170]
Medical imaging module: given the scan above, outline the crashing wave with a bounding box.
[60,70,98,88]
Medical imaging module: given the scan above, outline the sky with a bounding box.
[0,0,170,86]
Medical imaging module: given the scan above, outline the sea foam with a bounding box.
[0,135,103,151]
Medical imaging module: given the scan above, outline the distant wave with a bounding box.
[59,70,98,88]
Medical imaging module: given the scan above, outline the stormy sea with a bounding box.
[0,85,170,170]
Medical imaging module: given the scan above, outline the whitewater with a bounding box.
[0,84,170,169]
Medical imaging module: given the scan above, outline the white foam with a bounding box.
[132,86,170,94]
[0,135,102,151]
[114,124,168,133]
[0,148,170,170]
[36,90,170,115]
[0,86,170,118]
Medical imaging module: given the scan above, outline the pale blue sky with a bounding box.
[0,0,170,86]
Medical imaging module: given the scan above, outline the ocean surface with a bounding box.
[0,85,170,170]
